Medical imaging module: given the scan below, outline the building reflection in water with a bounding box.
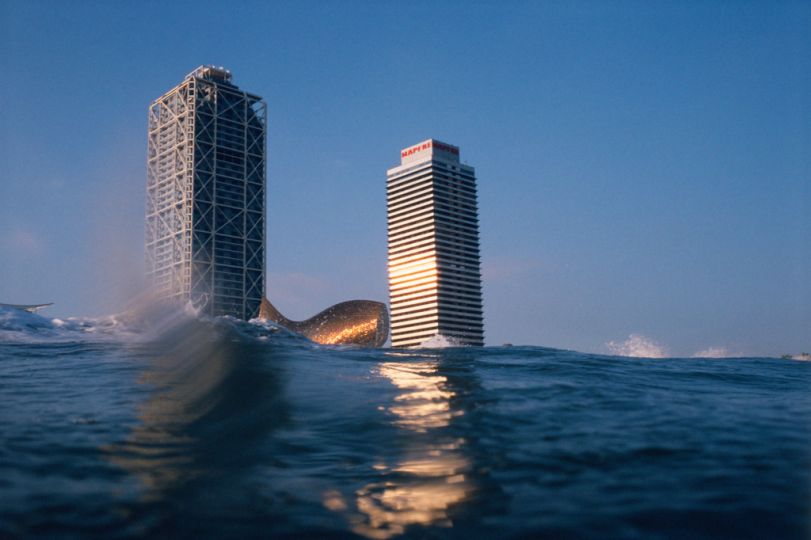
[343,356,473,539]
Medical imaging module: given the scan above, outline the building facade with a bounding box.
[145,66,266,320]
[387,139,484,347]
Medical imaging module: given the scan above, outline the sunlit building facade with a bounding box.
[387,139,484,347]
[145,66,266,320]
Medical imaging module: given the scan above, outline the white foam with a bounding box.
[692,347,736,358]
[0,306,150,343]
[183,297,207,318]
[415,334,464,349]
[606,334,668,358]
[0,307,56,341]
[0,303,307,346]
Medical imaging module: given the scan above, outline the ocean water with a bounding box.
[1,307,809,539]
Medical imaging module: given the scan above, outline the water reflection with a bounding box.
[349,359,473,539]
[104,315,289,503]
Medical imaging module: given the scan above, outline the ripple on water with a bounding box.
[1,315,809,539]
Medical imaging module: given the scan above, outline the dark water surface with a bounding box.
[1,311,809,539]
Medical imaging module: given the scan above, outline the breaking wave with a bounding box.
[0,304,295,345]
[0,306,138,343]
[692,346,737,358]
[606,334,668,358]
[606,335,754,359]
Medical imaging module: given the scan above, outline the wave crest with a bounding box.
[0,304,298,345]
[692,347,735,358]
[606,334,668,358]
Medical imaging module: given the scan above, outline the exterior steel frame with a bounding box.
[146,67,266,320]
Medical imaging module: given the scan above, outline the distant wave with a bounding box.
[692,347,738,358]
[0,304,294,345]
[606,334,752,359]
[0,306,138,343]
[606,334,668,358]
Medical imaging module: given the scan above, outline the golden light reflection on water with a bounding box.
[380,362,458,432]
[325,359,472,539]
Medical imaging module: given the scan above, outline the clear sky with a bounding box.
[1,0,809,356]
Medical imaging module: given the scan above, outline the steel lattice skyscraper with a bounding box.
[387,139,484,347]
[145,66,266,320]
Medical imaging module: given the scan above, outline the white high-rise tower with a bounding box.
[387,139,484,347]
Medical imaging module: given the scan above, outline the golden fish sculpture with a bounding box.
[258,297,389,347]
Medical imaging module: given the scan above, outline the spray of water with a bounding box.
[416,334,465,349]
[606,334,668,358]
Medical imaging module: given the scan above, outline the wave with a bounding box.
[0,304,298,346]
[606,334,668,358]
[606,334,753,359]
[692,347,738,358]
[0,306,135,343]
[4,306,794,361]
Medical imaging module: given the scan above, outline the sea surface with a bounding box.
[1,307,809,539]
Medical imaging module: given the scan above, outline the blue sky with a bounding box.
[1,0,808,355]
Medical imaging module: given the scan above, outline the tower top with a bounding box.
[400,139,460,166]
[186,65,232,83]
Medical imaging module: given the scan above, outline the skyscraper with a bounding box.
[387,139,484,347]
[145,66,266,320]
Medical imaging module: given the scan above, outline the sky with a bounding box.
[1,0,809,356]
